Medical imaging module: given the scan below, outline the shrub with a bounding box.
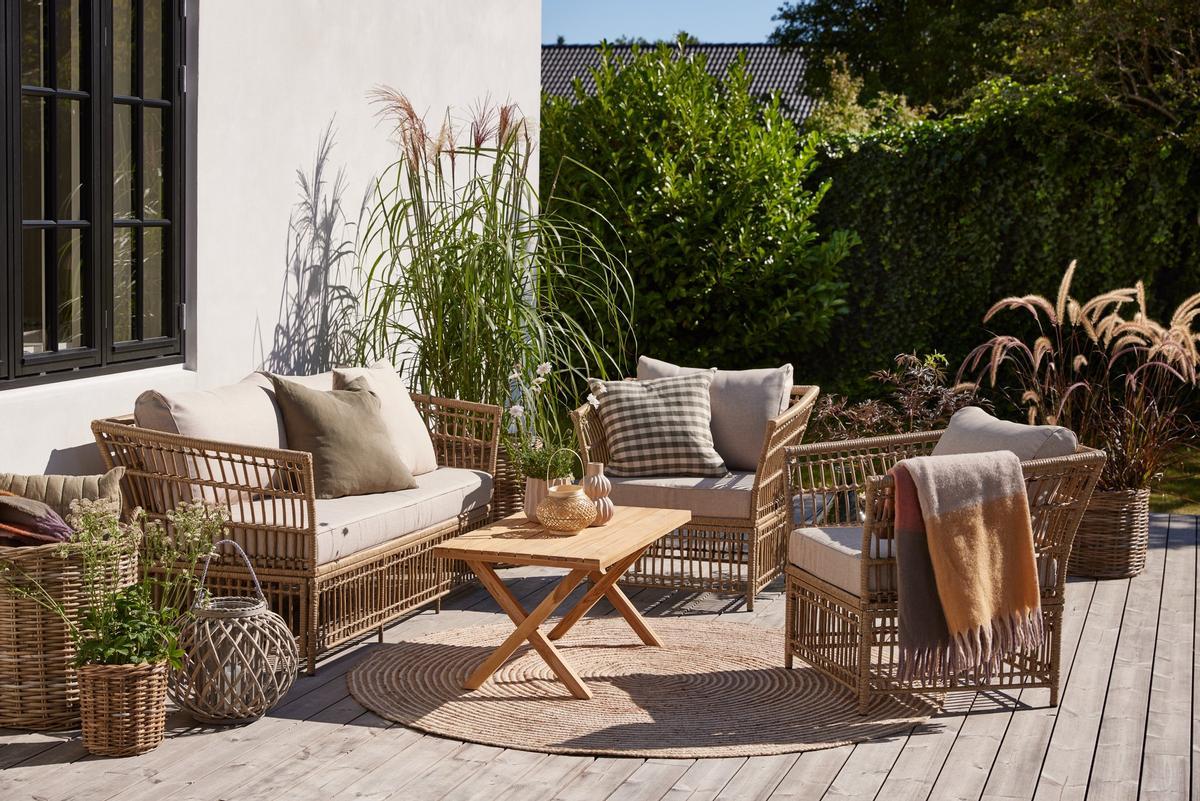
[541,39,856,371]
[807,84,1200,393]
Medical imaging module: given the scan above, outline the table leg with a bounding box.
[548,548,663,647]
[463,561,593,699]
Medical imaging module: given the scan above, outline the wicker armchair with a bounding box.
[572,385,819,610]
[783,431,1105,713]
[92,394,501,673]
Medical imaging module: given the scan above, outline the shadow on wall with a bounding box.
[260,121,359,375]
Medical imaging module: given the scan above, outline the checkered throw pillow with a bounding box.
[587,373,728,477]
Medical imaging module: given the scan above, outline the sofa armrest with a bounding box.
[570,400,608,465]
[748,385,820,522]
[410,395,501,476]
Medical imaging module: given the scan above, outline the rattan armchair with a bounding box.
[572,385,819,610]
[783,431,1105,713]
[93,394,500,673]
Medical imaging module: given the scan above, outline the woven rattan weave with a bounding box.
[1068,488,1150,579]
[572,385,819,610]
[78,661,169,757]
[784,431,1105,714]
[93,393,501,674]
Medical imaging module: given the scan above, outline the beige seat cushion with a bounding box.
[933,406,1077,461]
[637,356,793,471]
[788,525,1057,596]
[608,472,755,519]
[314,467,491,563]
[333,364,438,476]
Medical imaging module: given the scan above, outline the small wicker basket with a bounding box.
[1068,488,1151,579]
[169,540,298,724]
[78,661,169,757]
[0,543,136,730]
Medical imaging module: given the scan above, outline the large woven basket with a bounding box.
[0,544,136,730]
[492,446,524,521]
[78,661,169,757]
[1068,488,1151,579]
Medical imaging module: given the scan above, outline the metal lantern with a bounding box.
[170,540,298,725]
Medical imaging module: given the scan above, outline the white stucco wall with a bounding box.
[0,0,541,475]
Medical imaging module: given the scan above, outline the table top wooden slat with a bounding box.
[434,506,691,571]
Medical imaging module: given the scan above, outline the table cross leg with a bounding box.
[548,547,662,646]
[463,561,592,699]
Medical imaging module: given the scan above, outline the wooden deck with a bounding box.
[1,513,1195,801]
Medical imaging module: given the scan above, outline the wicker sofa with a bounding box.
[93,383,500,674]
[783,429,1105,713]
[572,384,820,610]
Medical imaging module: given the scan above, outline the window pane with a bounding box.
[54,0,84,91]
[113,228,135,342]
[143,107,164,218]
[56,229,86,350]
[113,0,134,96]
[55,98,85,220]
[113,104,135,218]
[21,96,45,220]
[22,230,47,354]
[144,1,167,99]
[143,228,164,338]
[21,0,45,87]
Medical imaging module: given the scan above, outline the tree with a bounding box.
[541,39,856,369]
[770,0,1035,110]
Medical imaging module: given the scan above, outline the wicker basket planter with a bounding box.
[78,661,169,757]
[493,445,524,521]
[0,544,136,730]
[1068,488,1151,579]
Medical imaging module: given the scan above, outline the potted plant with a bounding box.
[961,262,1200,578]
[1,499,225,756]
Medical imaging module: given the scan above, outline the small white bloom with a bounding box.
[586,393,600,408]
[531,383,542,393]
[508,371,521,381]
[536,362,552,376]
[509,404,525,418]
[533,375,547,385]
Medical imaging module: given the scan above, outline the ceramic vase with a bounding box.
[582,462,615,526]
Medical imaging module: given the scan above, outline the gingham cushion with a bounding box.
[587,373,728,478]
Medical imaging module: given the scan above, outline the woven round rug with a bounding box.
[347,618,929,758]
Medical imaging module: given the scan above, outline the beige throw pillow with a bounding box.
[0,467,125,518]
[636,356,793,471]
[932,406,1078,461]
[333,363,438,476]
[269,375,417,499]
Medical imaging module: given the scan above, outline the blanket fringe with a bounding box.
[898,607,1044,683]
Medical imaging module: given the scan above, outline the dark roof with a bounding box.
[542,43,817,123]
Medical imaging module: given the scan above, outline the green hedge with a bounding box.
[807,88,1200,393]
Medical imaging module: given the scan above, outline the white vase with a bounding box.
[582,462,615,526]
[524,476,569,522]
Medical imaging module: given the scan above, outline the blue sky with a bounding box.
[542,0,784,45]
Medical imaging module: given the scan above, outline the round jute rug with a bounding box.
[347,618,929,758]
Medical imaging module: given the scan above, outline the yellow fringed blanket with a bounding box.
[890,451,1042,681]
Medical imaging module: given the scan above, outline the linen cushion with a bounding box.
[932,406,1078,461]
[607,472,755,519]
[587,373,727,478]
[243,370,335,394]
[637,356,794,471]
[333,363,438,476]
[269,375,417,499]
[136,380,285,450]
[0,468,125,519]
[788,525,1057,595]
[0,495,74,544]
[225,467,492,564]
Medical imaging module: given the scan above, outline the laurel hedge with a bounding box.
[806,85,1200,391]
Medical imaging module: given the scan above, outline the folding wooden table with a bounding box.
[434,506,692,699]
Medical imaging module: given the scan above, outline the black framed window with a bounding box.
[2,0,185,388]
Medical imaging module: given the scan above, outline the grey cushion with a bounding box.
[0,468,124,518]
[269,375,417,499]
[607,472,756,519]
[637,356,793,471]
[588,373,727,477]
[933,406,1078,461]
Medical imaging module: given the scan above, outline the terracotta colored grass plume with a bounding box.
[961,261,1200,490]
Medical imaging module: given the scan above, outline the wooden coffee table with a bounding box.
[434,506,691,699]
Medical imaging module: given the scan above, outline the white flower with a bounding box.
[533,375,547,385]
[508,371,521,381]
[531,383,542,393]
[536,362,552,376]
[586,393,600,408]
[508,404,525,418]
